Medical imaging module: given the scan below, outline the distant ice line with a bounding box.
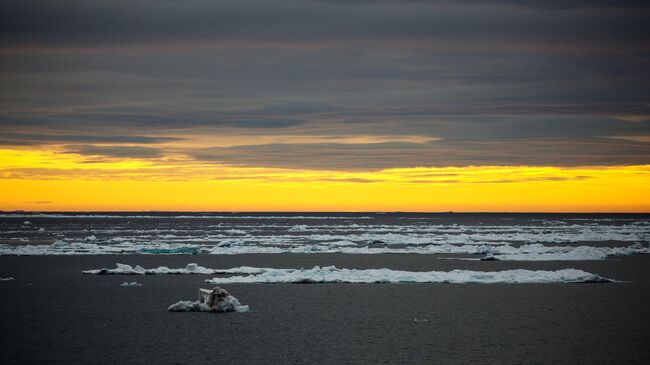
[82,264,612,284]
[5,240,649,260]
[0,214,372,220]
[4,228,648,249]
[3,224,648,245]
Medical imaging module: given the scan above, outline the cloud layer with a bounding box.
[1,0,649,170]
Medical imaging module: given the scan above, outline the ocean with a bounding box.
[1,212,649,364]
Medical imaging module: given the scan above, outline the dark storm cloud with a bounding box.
[62,145,164,159]
[191,138,650,170]
[1,0,649,50]
[1,0,649,170]
[317,0,650,10]
[0,132,181,146]
[0,113,306,131]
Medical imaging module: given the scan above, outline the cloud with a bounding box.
[0,0,648,172]
[63,145,165,159]
[0,132,181,146]
[191,138,650,170]
[1,0,648,51]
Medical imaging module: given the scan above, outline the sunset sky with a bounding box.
[1,0,649,212]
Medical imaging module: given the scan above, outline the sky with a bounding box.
[1,0,649,212]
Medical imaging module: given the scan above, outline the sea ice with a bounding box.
[168,286,249,313]
[167,300,213,312]
[288,224,308,232]
[205,266,612,284]
[120,281,142,287]
[224,229,247,235]
[83,263,270,275]
[480,243,650,261]
[138,246,203,255]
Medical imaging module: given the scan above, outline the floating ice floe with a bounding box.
[138,246,203,255]
[479,243,650,261]
[1,277,15,282]
[224,229,247,235]
[168,286,249,313]
[120,281,142,287]
[288,224,308,232]
[204,266,612,284]
[83,263,269,275]
[0,240,139,255]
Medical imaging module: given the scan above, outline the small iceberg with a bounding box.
[120,281,142,287]
[168,286,249,313]
[1,277,15,282]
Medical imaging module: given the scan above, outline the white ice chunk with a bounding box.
[1,277,15,281]
[288,224,308,232]
[205,266,612,284]
[120,281,142,287]
[167,300,213,312]
[168,286,249,313]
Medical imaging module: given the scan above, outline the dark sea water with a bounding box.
[1,213,650,364]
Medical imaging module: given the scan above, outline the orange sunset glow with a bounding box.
[1,148,648,212]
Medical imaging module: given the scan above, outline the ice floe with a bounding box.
[83,263,269,275]
[138,246,203,255]
[288,224,308,232]
[120,281,142,287]
[1,277,15,282]
[479,243,650,261]
[204,266,612,284]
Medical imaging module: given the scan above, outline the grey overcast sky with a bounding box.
[1,0,649,170]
